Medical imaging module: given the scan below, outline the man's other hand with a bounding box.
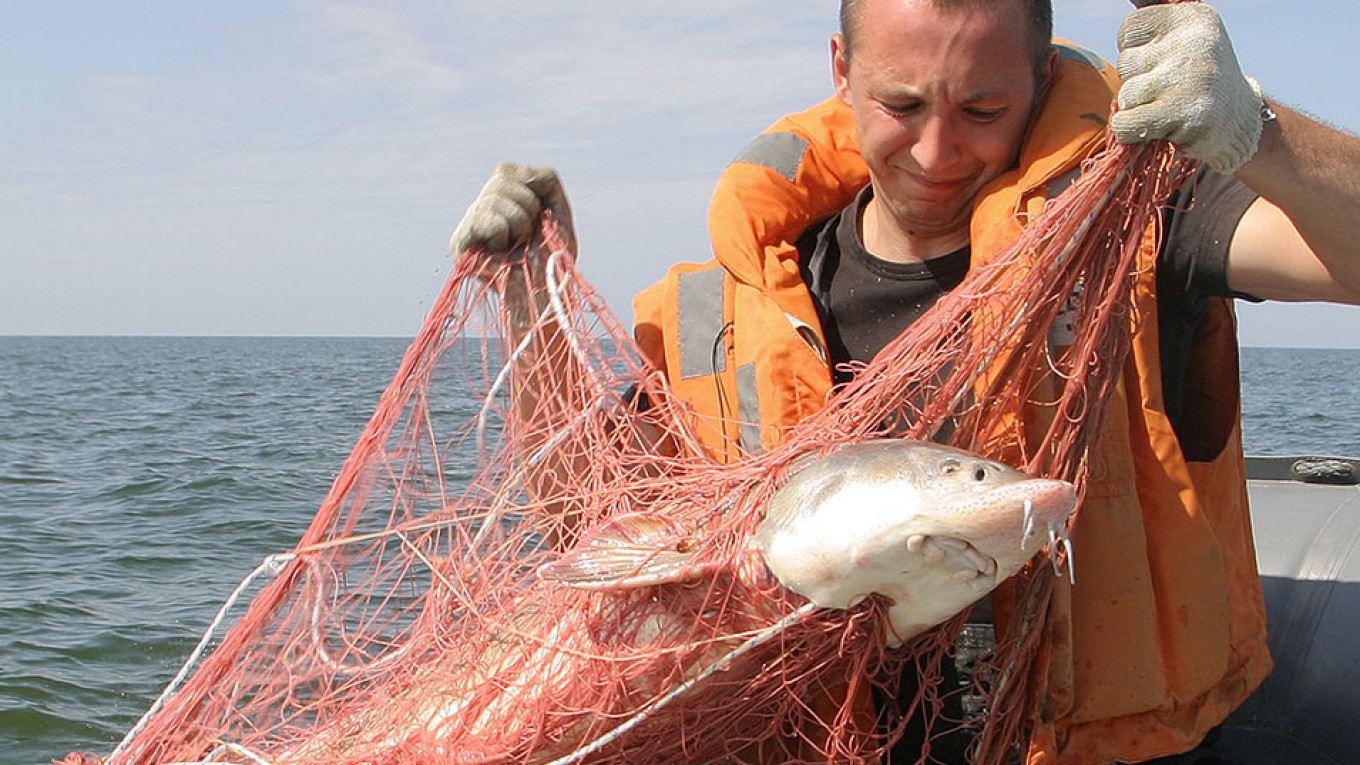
[1111,3,1265,174]
[450,162,577,258]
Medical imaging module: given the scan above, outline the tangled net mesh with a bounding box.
[62,125,1189,765]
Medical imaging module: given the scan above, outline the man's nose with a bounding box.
[911,113,962,173]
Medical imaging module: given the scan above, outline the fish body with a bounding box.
[755,439,1076,644]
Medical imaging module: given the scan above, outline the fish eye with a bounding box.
[940,459,960,474]
[971,466,988,481]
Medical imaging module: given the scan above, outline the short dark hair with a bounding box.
[840,0,1054,85]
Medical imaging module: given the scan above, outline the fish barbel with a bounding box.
[755,439,1077,644]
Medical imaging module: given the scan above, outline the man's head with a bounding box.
[832,0,1058,257]
[840,0,1054,86]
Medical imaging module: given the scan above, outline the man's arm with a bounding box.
[451,164,671,543]
[451,163,590,533]
[1228,105,1360,304]
[450,162,581,429]
[1112,2,1360,306]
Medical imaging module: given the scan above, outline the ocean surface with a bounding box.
[1,337,1357,765]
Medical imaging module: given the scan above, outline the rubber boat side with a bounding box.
[1215,455,1360,765]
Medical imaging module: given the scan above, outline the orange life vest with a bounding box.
[632,44,1271,765]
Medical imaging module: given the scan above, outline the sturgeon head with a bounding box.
[755,439,1076,645]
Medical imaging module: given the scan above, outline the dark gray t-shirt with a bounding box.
[796,168,1259,444]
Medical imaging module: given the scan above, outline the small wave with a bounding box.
[99,476,172,500]
[0,474,65,486]
[0,673,148,763]
[0,599,94,621]
[180,474,242,492]
[0,705,124,762]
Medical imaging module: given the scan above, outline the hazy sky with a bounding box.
[2,1,1357,346]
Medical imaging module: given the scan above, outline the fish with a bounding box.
[753,439,1077,644]
[277,439,1077,763]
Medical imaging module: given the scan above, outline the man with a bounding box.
[450,2,1360,762]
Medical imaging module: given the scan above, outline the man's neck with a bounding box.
[860,194,971,264]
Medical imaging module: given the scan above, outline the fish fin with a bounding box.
[537,512,716,590]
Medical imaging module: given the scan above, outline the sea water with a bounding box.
[1,337,1356,765]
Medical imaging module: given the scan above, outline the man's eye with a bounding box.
[965,107,1006,122]
[883,102,921,117]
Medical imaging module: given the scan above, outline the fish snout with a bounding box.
[1024,478,1078,525]
[1011,479,1078,583]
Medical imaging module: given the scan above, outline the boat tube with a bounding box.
[1215,455,1360,765]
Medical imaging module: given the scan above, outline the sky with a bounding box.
[2,1,1358,347]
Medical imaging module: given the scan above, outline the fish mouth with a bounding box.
[906,533,998,593]
[1020,496,1077,584]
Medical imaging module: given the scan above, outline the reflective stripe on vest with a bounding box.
[1055,41,1104,70]
[674,267,765,455]
[676,269,728,379]
[736,362,762,454]
[730,131,809,182]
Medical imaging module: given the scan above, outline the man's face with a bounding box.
[833,0,1048,247]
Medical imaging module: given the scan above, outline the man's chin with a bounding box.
[897,202,972,238]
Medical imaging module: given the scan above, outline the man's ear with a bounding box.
[1036,46,1059,104]
[831,32,852,105]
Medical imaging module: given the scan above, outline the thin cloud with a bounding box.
[300,3,470,104]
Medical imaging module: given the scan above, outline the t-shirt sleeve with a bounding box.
[1158,167,1261,301]
[1154,167,1260,459]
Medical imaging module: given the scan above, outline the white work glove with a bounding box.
[449,162,577,258]
[1111,3,1266,174]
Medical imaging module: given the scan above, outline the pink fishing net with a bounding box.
[61,124,1188,765]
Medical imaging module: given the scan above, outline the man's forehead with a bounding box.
[852,0,1035,66]
[858,0,1027,21]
